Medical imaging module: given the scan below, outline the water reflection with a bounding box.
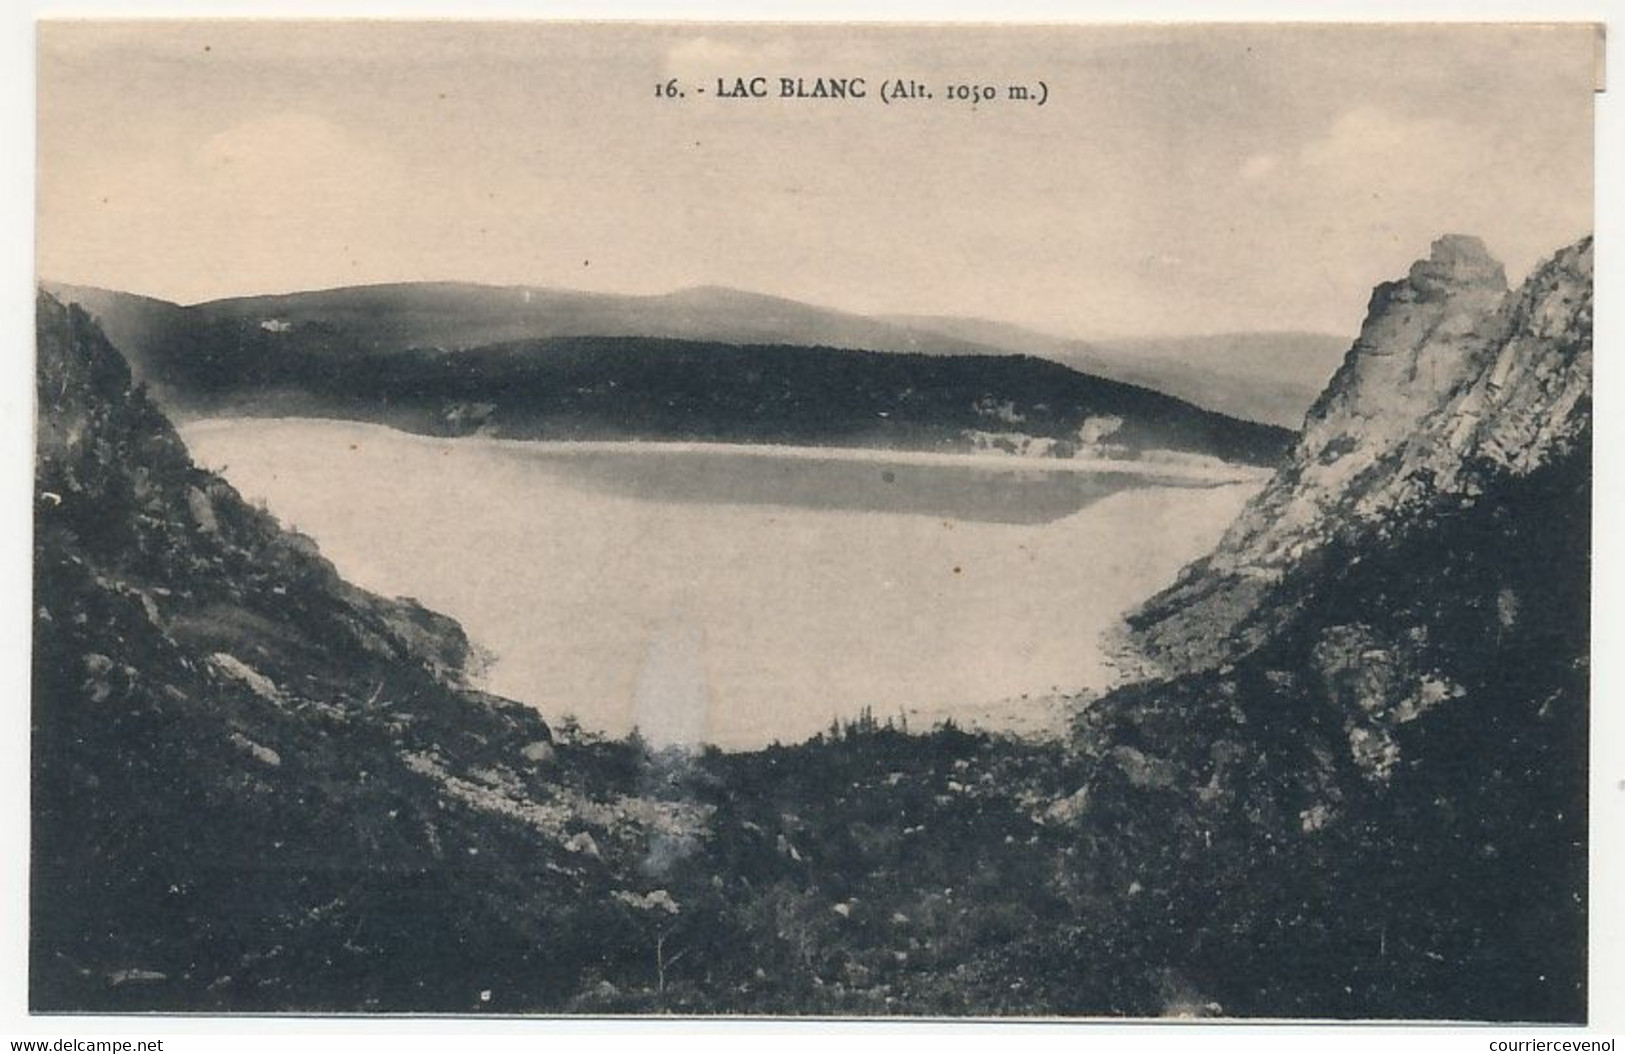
[502,445,1237,525]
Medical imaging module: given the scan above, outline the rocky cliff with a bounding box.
[1071,235,1592,1020]
[1131,235,1592,675]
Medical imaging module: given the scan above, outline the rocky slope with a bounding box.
[30,294,708,1012]
[1131,235,1592,674]
[1070,235,1593,1020]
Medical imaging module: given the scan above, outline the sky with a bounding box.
[36,21,1598,338]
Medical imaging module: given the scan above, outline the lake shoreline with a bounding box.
[181,415,1273,486]
[179,416,1264,749]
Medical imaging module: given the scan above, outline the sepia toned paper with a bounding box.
[31,19,1600,1021]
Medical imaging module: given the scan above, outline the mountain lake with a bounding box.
[181,418,1264,749]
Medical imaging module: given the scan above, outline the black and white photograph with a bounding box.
[20,14,1614,1028]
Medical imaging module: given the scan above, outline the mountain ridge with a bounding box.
[42,279,1345,429]
[39,281,1295,468]
[880,314,1350,428]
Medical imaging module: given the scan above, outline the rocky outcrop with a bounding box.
[1071,234,1592,1021]
[31,295,699,1012]
[1130,235,1592,674]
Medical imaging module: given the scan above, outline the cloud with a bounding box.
[1238,108,1486,196]
[1241,106,1495,199]
[194,113,402,213]
[1233,105,1499,244]
[1207,101,1584,333]
[1299,106,1482,177]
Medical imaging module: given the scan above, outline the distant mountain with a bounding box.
[883,315,1349,429]
[39,282,1294,467]
[195,282,995,357]
[43,280,1341,428]
[1069,234,1593,1020]
[39,281,999,369]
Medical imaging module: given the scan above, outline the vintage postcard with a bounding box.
[31,20,1599,1020]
